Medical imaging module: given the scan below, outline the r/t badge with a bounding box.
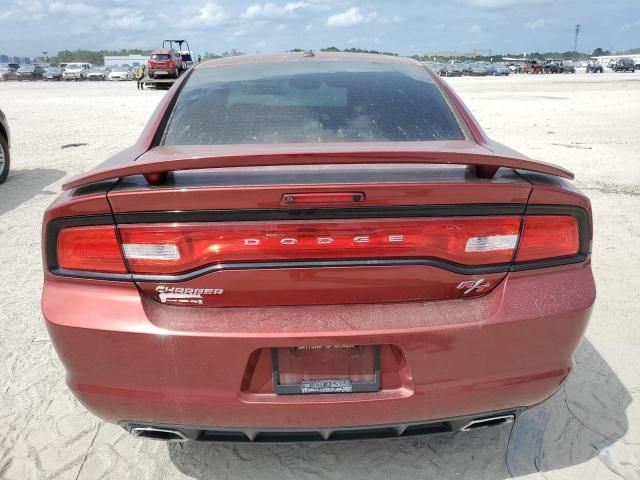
[457,279,490,295]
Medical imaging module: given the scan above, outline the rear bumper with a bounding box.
[43,262,595,430]
[148,68,177,77]
[125,410,520,442]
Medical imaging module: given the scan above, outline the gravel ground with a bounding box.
[0,73,639,480]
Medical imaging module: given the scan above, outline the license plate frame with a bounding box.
[272,345,381,395]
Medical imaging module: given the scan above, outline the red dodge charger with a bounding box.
[42,52,595,442]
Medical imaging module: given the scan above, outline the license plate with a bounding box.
[301,379,353,393]
[272,345,380,395]
[155,70,168,75]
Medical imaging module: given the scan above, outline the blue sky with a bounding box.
[1,0,639,57]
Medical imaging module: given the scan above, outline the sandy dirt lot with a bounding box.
[0,73,639,480]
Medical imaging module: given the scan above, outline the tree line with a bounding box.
[44,49,152,65]
[35,46,640,66]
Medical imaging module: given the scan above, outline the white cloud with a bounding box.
[243,4,263,18]
[326,7,377,28]
[104,13,155,30]
[468,0,548,9]
[48,1,95,15]
[470,24,482,33]
[525,18,546,29]
[241,2,323,20]
[195,2,226,25]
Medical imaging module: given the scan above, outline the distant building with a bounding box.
[104,54,149,68]
[0,54,31,65]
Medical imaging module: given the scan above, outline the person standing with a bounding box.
[135,65,145,90]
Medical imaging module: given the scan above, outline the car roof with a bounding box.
[196,52,420,70]
[152,48,173,54]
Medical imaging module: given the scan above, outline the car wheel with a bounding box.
[174,68,179,78]
[0,133,10,185]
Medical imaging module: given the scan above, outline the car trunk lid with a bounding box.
[104,144,540,307]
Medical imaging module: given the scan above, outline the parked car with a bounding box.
[0,107,10,184]
[439,63,463,77]
[108,67,133,81]
[465,62,489,76]
[0,67,18,81]
[63,63,90,81]
[43,67,64,81]
[586,61,604,73]
[147,48,183,78]
[542,60,562,74]
[613,57,636,72]
[559,60,576,73]
[42,52,595,443]
[17,65,45,81]
[485,63,510,76]
[87,67,110,81]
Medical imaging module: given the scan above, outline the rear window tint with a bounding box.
[152,54,171,61]
[163,61,465,145]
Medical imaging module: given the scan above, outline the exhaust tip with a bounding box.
[130,426,188,442]
[459,414,515,432]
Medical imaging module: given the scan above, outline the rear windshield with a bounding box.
[152,54,171,61]
[162,61,466,145]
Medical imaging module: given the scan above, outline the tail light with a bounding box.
[50,213,584,277]
[117,217,522,274]
[57,225,127,273]
[516,215,579,262]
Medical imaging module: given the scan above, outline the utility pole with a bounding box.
[573,24,581,52]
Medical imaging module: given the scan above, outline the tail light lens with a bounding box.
[57,225,127,273]
[516,215,579,262]
[117,217,522,274]
[51,214,584,277]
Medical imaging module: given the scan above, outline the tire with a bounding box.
[174,68,179,78]
[0,133,10,185]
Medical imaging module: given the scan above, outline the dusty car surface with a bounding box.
[0,107,10,184]
[42,52,595,443]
